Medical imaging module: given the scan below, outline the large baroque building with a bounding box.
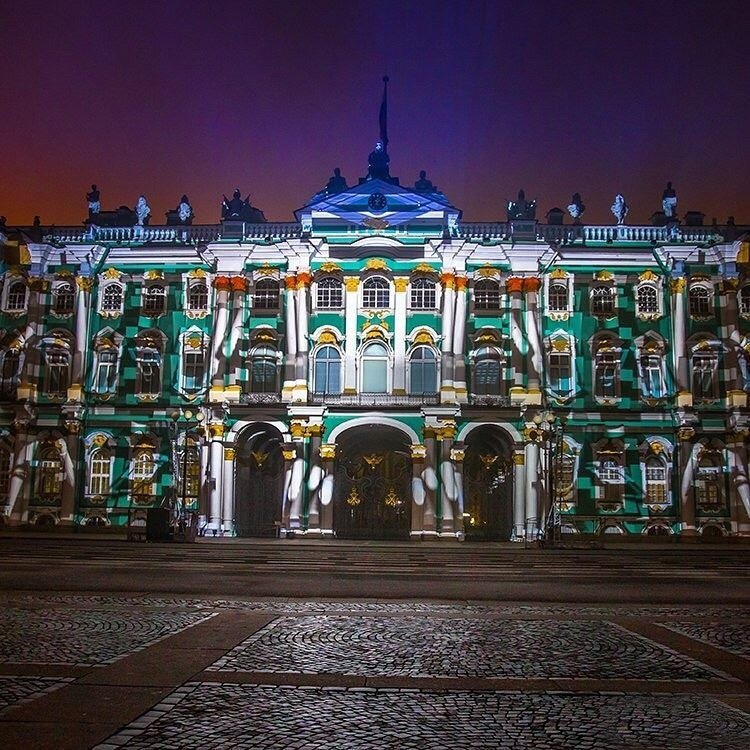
[1,153,749,541]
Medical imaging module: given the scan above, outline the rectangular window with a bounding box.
[137,351,161,395]
[692,354,717,400]
[549,352,572,393]
[94,350,118,393]
[45,351,70,396]
[640,355,665,398]
[183,350,205,391]
[595,353,618,398]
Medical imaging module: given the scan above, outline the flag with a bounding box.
[379,75,389,148]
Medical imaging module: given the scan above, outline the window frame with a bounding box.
[142,283,167,317]
[253,278,281,313]
[89,447,112,496]
[361,276,391,309]
[313,344,342,396]
[409,278,437,311]
[360,341,390,394]
[4,280,28,313]
[473,279,502,312]
[100,282,125,315]
[315,277,344,310]
[52,282,76,316]
[408,345,438,396]
[249,344,279,394]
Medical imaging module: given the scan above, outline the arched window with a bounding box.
[548,281,568,312]
[473,280,501,311]
[38,445,63,498]
[739,285,750,316]
[254,279,280,311]
[636,285,659,315]
[89,448,112,496]
[142,284,166,316]
[410,278,436,310]
[53,283,75,315]
[313,345,342,395]
[316,278,343,309]
[638,342,666,399]
[472,346,504,396]
[44,344,71,396]
[361,342,389,393]
[696,452,722,507]
[93,345,118,394]
[689,285,712,318]
[135,344,162,396]
[249,345,278,393]
[131,448,155,498]
[594,347,620,399]
[409,346,437,395]
[187,281,208,312]
[645,456,667,505]
[6,281,27,312]
[0,348,20,394]
[0,445,12,500]
[591,286,615,316]
[691,349,719,401]
[362,277,390,308]
[101,283,124,313]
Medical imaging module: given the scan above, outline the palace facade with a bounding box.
[1,165,749,541]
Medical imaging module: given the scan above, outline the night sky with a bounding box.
[2,0,749,227]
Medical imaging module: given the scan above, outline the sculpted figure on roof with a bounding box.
[414,170,436,192]
[326,168,348,194]
[567,193,585,222]
[662,181,678,218]
[611,194,629,225]
[507,189,536,220]
[367,140,390,180]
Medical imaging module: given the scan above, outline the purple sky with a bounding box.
[2,0,749,226]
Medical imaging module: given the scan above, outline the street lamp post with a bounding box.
[169,409,205,538]
[530,410,566,547]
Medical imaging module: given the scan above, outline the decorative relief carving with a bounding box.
[345,277,360,292]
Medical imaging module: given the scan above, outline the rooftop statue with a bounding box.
[611,194,629,225]
[326,168,348,194]
[662,181,678,219]
[414,170,436,192]
[367,140,390,180]
[86,184,101,217]
[178,195,193,223]
[135,195,151,226]
[507,189,536,221]
[567,192,586,223]
[221,189,266,223]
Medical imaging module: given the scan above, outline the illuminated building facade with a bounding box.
[1,162,749,541]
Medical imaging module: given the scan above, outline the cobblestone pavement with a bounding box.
[0,675,73,714]
[0,604,214,666]
[96,684,750,750]
[658,621,750,657]
[209,615,726,680]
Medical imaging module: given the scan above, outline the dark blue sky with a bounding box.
[2,0,748,225]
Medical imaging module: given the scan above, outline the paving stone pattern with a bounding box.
[96,684,750,750]
[659,621,750,657]
[0,605,213,666]
[209,616,723,680]
[0,675,73,714]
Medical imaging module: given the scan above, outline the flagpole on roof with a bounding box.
[379,75,389,150]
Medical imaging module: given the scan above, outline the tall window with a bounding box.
[473,346,503,395]
[696,453,722,506]
[313,345,341,395]
[0,349,20,394]
[6,281,27,312]
[136,348,161,396]
[739,285,750,316]
[639,353,666,399]
[591,286,615,316]
[183,349,205,392]
[93,348,118,394]
[473,279,501,311]
[548,281,568,312]
[181,437,200,501]
[549,350,573,394]
[691,351,718,401]
[44,347,71,396]
[89,448,112,496]
[689,286,712,318]
[598,457,624,505]
[362,277,390,308]
[143,284,166,316]
[361,342,389,393]
[38,445,63,498]
[53,283,75,315]
[187,281,208,312]
[410,278,436,310]
[555,453,575,503]
[254,279,280,311]
[316,278,343,309]
[636,284,659,315]
[0,446,12,500]
[594,350,619,399]
[409,346,437,395]
[249,345,278,393]
[131,449,155,498]
[101,283,124,313]
[645,456,668,505]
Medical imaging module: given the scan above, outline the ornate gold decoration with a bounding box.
[639,270,660,282]
[345,277,360,292]
[102,268,122,280]
[410,443,427,460]
[188,268,207,278]
[186,334,203,349]
[440,272,455,288]
[669,277,686,293]
[552,338,571,352]
[450,448,465,463]
[285,274,297,290]
[319,262,342,273]
[208,423,225,438]
[305,424,324,437]
[365,258,388,271]
[251,450,268,467]
[27,276,48,292]
[281,448,297,461]
[256,263,278,277]
[649,441,665,455]
[394,277,409,293]
[290,421,306,439]
[413,331,435,345]
[513,453,525,465]
[346,486,362,506]
[296,271,312,289]
[320,443,336,460]
[594,270,614,281]
[413,263,435,274]
[550,268,568,279]
[254,331,276,342]
[362,217,389,230]
[75,277,94,292]
[230,276,248,293]
[479,454,498,470]
[477,267,499,278]
[436,421,457,440]
[363,453,383,468]
[224,447,236,461]
[677,426,695,441]
[213,275,231,291]
[384,487,399,507]
[144,270,164,280]
[64,419,81,433]
[317,331,338,344]
[455,276,468,291]
[91,433,108,447]
[475,332,498,344]
[423,426,436,440]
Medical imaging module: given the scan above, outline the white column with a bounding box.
[452,276,468,401]
[728,434,750,535]
[7,422,32,524]
[524,439,539,539]
[319,444,336,536]
[508,278,525,395]
[670,277,690,405]
[524,278,543,401]
[221,446,235,534]
[227,278,247,391]
[294,273,311,401]
[410,443,426,538]
[393,277,408,393]
[512,448,525,540]
[210,278,231,394]
[439,272,455,403]
[282,274,297,401]
[69,277,91,401]
[344,278,359,393]
[208,424,224,532]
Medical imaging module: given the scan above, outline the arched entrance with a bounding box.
[462,425,514,540]
[334,426,411,539]
[234,424,285,537]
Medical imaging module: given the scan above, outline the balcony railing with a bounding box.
[310,392,440,406]
[468,394,512,407]
[240,392,283,404]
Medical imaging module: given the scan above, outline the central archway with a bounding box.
[462,425,514,541]
[334,426,412,540]
[234,424,285,537]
